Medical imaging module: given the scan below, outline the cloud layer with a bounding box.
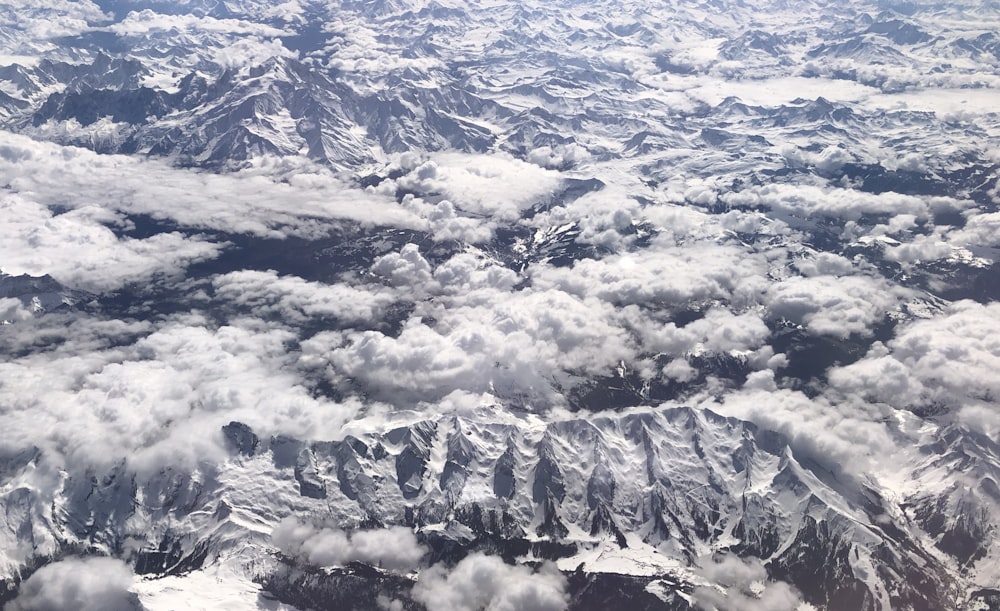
[6,557,139,611]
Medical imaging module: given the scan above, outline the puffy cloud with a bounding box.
[779,144,854,173]
[0,312,152,357]
[620,306,770,357]
[412,553,568,611]
[0,195,223,292]
[0,1,106,43]
[525,185,648,251]
[272,518,426,572]
[530,242,769,309]
[526,143,590,169]
[828,301,1000,433]
[212,270,396,325]
[0,297,33,324]
[0,318,361,474]
[791,252,855,277]
[322,22,446,75]
[693,554,810,611]
[662,358,697,382]
[409,198,494,244]
[950,211,1000,249]
[107,9,288,37]
[433,252,519,295]
[6,557,139,611]
[372,244,436,289]
[0,135,424,241]
[319,288,634,406]
[883,234,960,264]
[700,386,898,476]
[722,183,931,222]
[765,274,904,338]
[383,152,563,222]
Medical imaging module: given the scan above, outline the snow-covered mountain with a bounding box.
[2,404,992,609]
[1,0,999,610]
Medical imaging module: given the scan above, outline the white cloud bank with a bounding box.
[271,518,426,572]
[0,195,223,292]
[0,134,424,241]
[413,553,568,611]
[828,300,1000,434]
[6,557,139,611]
[693,554,811,611]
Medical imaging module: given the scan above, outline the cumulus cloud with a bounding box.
[722,183,931,222]
[271,518,426,572]
[0,195,223,292]
[619,305,770,359]
[372,244,436,289]
[322,22,446,75]
[0,135,424,241]
[525,185,647,251]
[0,297,33,324]
[6,556,139,611]
[433,252,519,295]
[108,9,288,37]
[693,554,810,611]
[400,198,495,244]
[412,553,568,611]
[378,152,563,222]
[828,301,1000,433]
[212,270,396,325]
[0,1,106,43]
[530,242,769,309]
[700,386,899,476]
[950,211,1000,249]
[765,274,904,338]
[318,287,635,406]
[779,144,854,173]
[526,143,590,169]
[0,317,362,474]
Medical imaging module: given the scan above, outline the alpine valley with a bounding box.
[1,1,999,610]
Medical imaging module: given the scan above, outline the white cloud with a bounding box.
[620,306,770,357]
[372,244,436,289]
[271,518,426,572]
[723,183,931,222]
[6,557,138,611]
[950,211,1000,249]
[0,318,362,474]
[779,144,854,173]
[108,9,288,37]
[0,195,223,292]
[0,135,425,241]
[828,301,1000,433]
[412,553,568,611]
[526,144,590,169]
[0,297,33,324]
[530,242,768,309]
[662,358,697,382]
[693,554,810,611]
[792,252,855,277]
[0,1,106,43]
[381,152,563,222]
[322,22,446,75]
[318,287,634,406]
[525,185,646,251]
[401,198,495,244]
[433,252,519,295]
[700,386,898,477]
[212,37,297,69]
[765,274,904,338]
[212,270,396,325]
